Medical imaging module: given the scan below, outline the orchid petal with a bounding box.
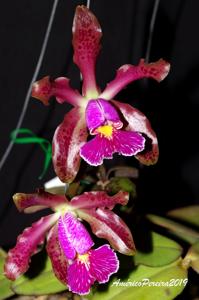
[46,225,68,285]
[70,191,129,210]
[52,107,88,183]
[58,212,94,260]
[4,213,59,280]
[100,59,170,100]
[112,130,145,155]
[31,76,52,105]
[79,208,136,255]
[113,100,159,165]
[32,76,84,106]
[80,129,145,166]
[67,257,95,295]
[72,6,102,98]
[90,245,119,283]
[86,99,122,132]
[80,135,113,166]
[13,189,67,213]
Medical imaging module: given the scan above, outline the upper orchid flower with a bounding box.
[32,5,170,182]
[4,190,134,294]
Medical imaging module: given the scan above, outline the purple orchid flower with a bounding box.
[32,5,170,182]
[56,212,119,295]
[4,190,134,294]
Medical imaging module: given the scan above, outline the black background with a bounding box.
[0,0,199,253]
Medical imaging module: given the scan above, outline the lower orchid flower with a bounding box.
[4,190,134,295]
[31,5,170,183]
[56,212,119,295]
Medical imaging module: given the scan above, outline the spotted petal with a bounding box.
[4,213,59,280]
[72,6,102,98]
[70,191,129,210]
[89,244,119,283]
[100,59,170,100]
[46,225,68,285]
[32,76,83,106]
[58,212,94,260]
[79,208,135,255]
[113,100,159,165]
[13,189,67,213]
[52,107,88,183]
[80,129,145,166]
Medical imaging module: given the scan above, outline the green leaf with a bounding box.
[183,241,199,273]
[0,279,15,300]
[0,249,7,277]
[168,206,199,227]
[87,259,187,300]
[12,257,66,295]
[0,249,15,300]
[134,232,182,267]
[147,214,199,244]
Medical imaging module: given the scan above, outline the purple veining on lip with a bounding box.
[67,245,119,295]
[80,128,145,166]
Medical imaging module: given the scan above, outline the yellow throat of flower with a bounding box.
[77,253,90,264]
[97,125,113,139]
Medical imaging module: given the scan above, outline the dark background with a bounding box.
[0,0,198,251]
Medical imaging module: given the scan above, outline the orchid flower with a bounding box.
[4,190,134,294]
[32,5,170,183]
